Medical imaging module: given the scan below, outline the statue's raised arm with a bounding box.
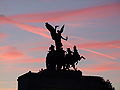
[60,25,64,33]
[45,22,68,50]
[59,25,68,41]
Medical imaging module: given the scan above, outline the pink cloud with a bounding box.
[2,65,43,73]
[106,52,120,59]
[65,38,119,60]
[0,33,8,42]
[65,41,117,60]
[0,53,45,64]
[7,3,120,23]
[15,58,45,63]
[0,51,25,60]
[0,16,50,38]
[8,22,119,60]
[15,23,50,39]
[0,45,45,63]
[0,46,30,63]
[79,62,120,72]
[0,33,8,39]
[77,40,120,49]
[0,46,46,64]
[26,46,48,52]
[0,15,118,60]
[78,47,117,60]
[0,46,18,54]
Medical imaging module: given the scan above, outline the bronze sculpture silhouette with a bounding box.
[45,23,85,71]
[17,23,115,90]
[46,45,56,71]
[45,22,68,50]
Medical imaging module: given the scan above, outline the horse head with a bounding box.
[81,56,86,60]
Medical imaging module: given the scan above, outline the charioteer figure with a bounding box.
[46,45,56,71]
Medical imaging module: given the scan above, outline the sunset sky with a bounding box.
[0,0,120,90]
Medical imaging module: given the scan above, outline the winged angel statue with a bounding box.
[45,22,68,50]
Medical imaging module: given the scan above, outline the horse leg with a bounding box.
[72,64,76,71]
[66,64,70,70]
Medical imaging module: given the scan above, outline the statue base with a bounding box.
[17,69,114,90]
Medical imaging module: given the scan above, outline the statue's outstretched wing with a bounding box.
[45,22,56,40]
[60,25,65,33]
[45,23,55,32]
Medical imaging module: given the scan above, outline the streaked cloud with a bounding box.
[0,15,50,38]
[65,41,118,60]
[0,51,25,60]
[77,40,120,49]
[0,33,8,39]
[7,3,120,23]
[0,33,8,42]
[0,1,120,90]
[0,16,117,60]
[0,45,46,64]
[79,63,120,72]
[3,58,45,64]
[26,46,48,52]
[0,46,27,61]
